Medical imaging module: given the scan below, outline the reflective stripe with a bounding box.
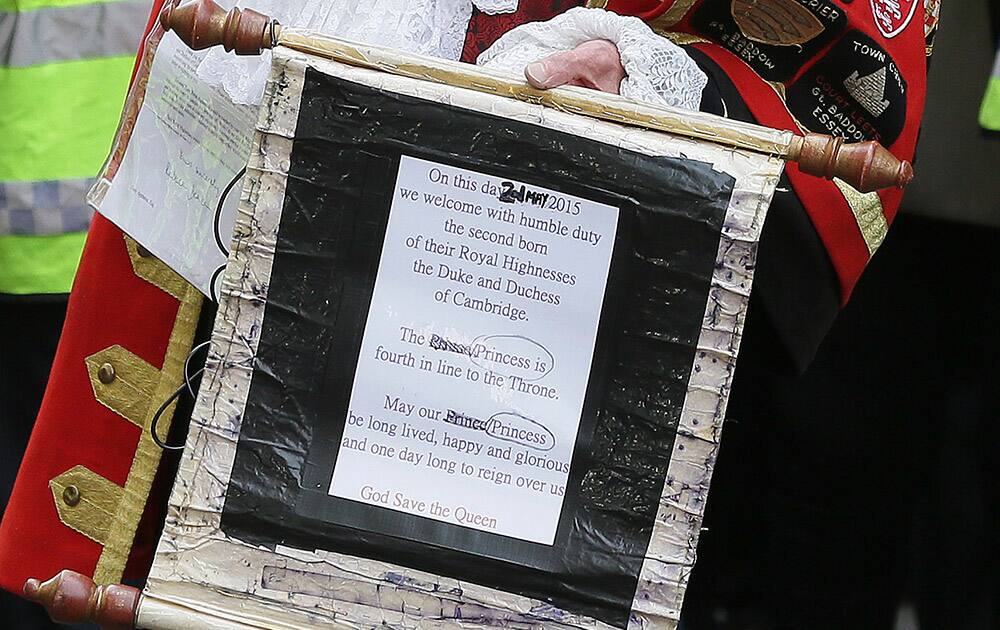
[980,77,1000,131]
[0,231,86,294]
[0,0,133,12]
[0,179,94,235]
[0,0,148,67]
[979,50,1000,132]
[0,55,134,181]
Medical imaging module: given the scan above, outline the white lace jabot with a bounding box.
[197,0,518,105]
[478,7,707,111]
[196,3,707,112]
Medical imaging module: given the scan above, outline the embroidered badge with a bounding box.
[870,0,918,39]
[731,0,826,45]
[923,0,941,55]
[787,30,907,145]
[691,0,848,82]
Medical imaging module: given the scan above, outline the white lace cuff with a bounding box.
[476,6,708,111]
[471,0,519,14]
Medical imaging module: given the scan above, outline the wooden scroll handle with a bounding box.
[160,0,277,55]
[789,133,913,193]
[159,0,913,193]
[23,571,140,630]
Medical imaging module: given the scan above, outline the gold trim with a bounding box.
[656,31,709,46]
[50,466,125,546]
[767,81,787,101]
[125,236,189,300]
[585,0,608,8]
[86,238,204,585]
[833,178,889,255]
[86,345,159,428]
[647,0,698,31]
[93,282,202,585]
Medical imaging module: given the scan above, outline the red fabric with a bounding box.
[0,216,180,594]
[690,43,874,300]
[601,0,669,20]
[605,0,927,302]
[462,0,585,62]
[0,0,172,595]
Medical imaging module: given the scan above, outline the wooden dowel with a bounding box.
[788,133,913,192]
[158,0,913,193]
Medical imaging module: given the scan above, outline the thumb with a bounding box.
[525,49,583,90]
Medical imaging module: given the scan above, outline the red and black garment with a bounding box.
[597,0,930,368]
[464,0,930,367]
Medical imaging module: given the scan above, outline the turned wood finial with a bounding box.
[789,132,913,193]
[160,0,277,55]
[23,570,140,630]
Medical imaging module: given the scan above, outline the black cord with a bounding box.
[150,378,196,451]
[184,340,212,397]
[150,347,207,451]
[152,166,244,450]
[209,264,225,304]
[214,167,246,258]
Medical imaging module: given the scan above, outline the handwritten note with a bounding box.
[97,35,258,297]
[328,156,619,544]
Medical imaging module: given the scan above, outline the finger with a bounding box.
[525,49,585,90]
[525,41,624,94]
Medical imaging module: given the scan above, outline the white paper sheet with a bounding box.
[99,34,256,297]
[328,155,619,544]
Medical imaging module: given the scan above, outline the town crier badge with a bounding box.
[870,0,918,39]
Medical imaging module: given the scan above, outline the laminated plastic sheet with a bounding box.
[139,47,782,629]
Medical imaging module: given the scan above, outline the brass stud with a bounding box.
[63,485,81,507]
[98,363,116,385]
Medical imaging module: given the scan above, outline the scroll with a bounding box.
[120,39,779,629]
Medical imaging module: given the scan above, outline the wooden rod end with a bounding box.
[160,0,276,55]
[23,570,140,630]
[790,133,913,193]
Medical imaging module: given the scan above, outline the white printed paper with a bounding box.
[328,155,619,544]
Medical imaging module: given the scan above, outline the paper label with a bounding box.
[328,155,619,545]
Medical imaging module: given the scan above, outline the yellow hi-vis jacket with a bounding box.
[981,47,1000,132]
[0,0,149,295]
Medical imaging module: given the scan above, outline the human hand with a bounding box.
[524,39,625,94]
